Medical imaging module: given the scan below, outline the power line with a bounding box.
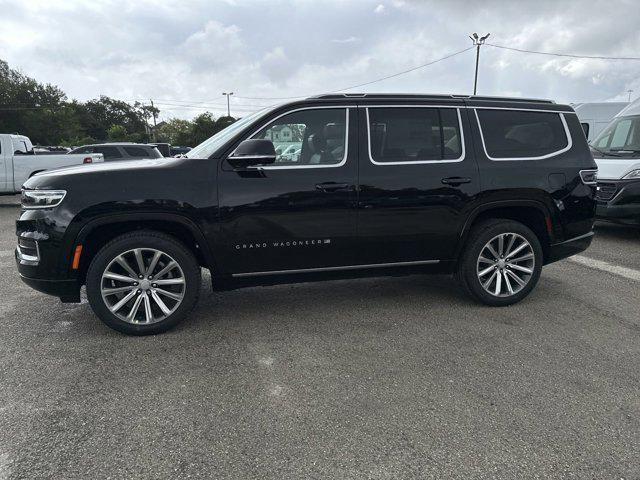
[234,45,474,100]
[486,43,640,61]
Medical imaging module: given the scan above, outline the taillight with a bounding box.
[579,169,597,185]
[83,157,93,164]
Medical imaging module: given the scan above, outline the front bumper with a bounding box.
[15,246,81,302]
[17,270,80,302]
[595,178,640,225]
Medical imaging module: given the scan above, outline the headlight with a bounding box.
[622,169,640,180]
[21,189,67,209]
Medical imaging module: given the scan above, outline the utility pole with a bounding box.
[469,33,490,95]
[628,90,634,102]
[150,99,158,142]
[222,92,234,117]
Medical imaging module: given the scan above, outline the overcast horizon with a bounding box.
[1,0,639,120]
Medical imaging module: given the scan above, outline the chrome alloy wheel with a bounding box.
[100,248,186,324]
[476,232,535,298]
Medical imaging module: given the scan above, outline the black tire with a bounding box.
[456,219,543,307]
[86,231,201,335]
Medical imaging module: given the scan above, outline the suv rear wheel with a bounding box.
[457,219,543,306]
[86,231,201,335]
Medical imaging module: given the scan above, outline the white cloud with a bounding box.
[0,0,639,120]
[332,36,360,44]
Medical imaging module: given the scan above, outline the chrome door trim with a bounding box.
[232,259,440,278]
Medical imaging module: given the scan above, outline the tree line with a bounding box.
[0,59,236,147]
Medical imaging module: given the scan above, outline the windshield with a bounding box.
[591,115,640,157]
[186,107,276,159]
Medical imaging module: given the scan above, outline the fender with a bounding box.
[72,212,217,271]
[455,199,556,259]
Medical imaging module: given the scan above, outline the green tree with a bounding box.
[156,118,193,145]
[107,125,128,141]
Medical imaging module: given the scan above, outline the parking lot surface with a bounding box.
[0,194,639,479]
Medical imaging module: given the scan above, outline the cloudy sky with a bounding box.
[1,0,639,120]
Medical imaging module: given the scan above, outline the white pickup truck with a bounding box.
[0,133,103,194]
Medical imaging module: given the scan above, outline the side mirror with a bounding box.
[228,139,276,168]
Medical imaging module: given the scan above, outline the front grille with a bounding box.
[596,182,617,202]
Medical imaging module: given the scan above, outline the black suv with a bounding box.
[16,94,597,335]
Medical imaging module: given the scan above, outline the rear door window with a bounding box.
[12,138,29,155]
[476,109,569,159]
[367,107,463,163]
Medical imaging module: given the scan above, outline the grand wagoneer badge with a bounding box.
[235,239,332,250]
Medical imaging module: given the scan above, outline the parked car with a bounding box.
[69,143,162,161]
[0,134,103,195]
[16,93,597,335]
[150,143,170,157]
[573,102,628,141]
[170,146,191,157]
[590,98,640,225]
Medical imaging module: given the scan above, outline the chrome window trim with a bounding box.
[233,106,354,170]
[474,109,573,161]
[365,106,465,165]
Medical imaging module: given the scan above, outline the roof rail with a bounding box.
[308,93,555,104]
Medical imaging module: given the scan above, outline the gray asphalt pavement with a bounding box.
[0,194,639,479]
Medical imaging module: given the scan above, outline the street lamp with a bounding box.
[469,33,490,95]
[222,92,234,117]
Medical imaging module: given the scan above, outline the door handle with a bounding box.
[441,176,472,186]
[315,182,350,192]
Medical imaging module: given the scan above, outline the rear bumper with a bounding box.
[545,231,594,264]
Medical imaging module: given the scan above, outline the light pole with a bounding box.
[469,33,490,95]
[222,92,234,117]
[628,89,634,102]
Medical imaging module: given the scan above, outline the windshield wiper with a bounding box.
[590,145,622,157]
[610,149,640,154]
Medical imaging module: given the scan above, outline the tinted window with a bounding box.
[368,107,462,163]
[477,109,568,159]
[93,146,121,159]
[70,146,94,154]
[252,108,347,166]
[123,146,157,158]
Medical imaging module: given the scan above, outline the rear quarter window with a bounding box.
[476,109,570,160]
[123,146,158,158]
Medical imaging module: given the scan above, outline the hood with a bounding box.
[594,157,640,180]
[29,158,177,179]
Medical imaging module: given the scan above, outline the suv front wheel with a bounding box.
[457,219,543,306]
[86,231,201,335]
